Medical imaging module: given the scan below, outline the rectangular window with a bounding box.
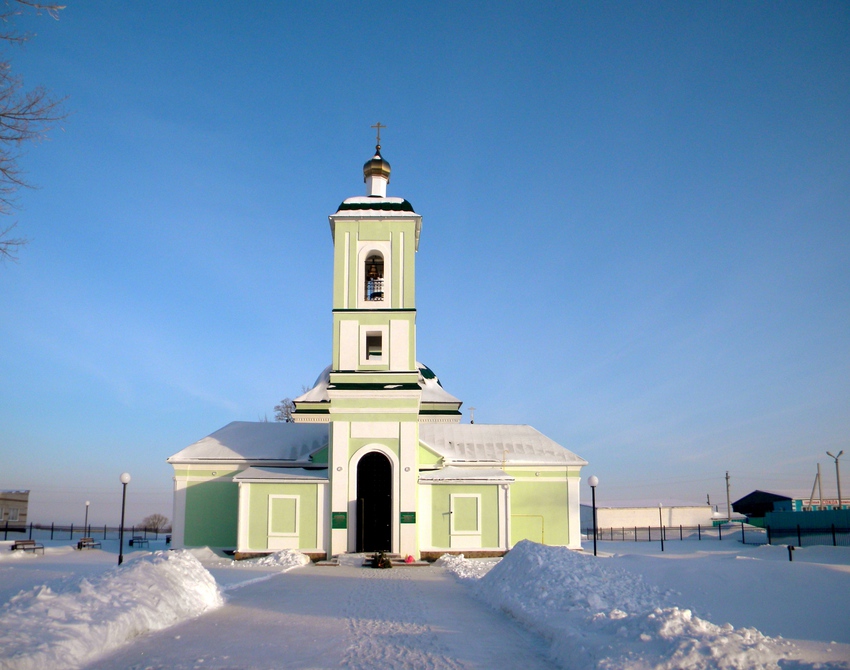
[366,333,382,360]
[8,508,19,522]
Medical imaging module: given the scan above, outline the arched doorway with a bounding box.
[356,452,392,552]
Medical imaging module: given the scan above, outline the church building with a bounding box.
[168,136,588,559]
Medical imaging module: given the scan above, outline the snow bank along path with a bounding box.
[84,557,553,670]
[440,541,845,670]
[0,550,222,670]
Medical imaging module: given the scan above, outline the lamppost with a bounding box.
[658,503,664,552]
[588,475,599,556]
[118,472,131,566]
[84,501,90,534]
[827,451,844,509]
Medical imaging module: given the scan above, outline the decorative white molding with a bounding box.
[350,422,399,439]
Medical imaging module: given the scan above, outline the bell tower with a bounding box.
[319,130,423,557]
[329,140,422,373]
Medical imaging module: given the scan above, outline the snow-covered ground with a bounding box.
[440,540,850,669]
[0,534,848,669]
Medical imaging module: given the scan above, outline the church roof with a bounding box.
[419,424,587,466]
[294,363,462,406]
[167,421,328,464]
[334,196,416,214]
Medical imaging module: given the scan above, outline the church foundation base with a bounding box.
[233,551,328,562]
[420,550,507,561]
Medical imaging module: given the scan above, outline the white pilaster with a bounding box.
[418,482,432,551]
[567,471,581,549]
[330,421,350,556]
[171,477,187,549]
[237,482,250,552]
[399,421,418,557]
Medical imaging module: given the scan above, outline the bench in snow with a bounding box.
[11,540,44,555]
[128,536,149,547]
[77,537,101,550]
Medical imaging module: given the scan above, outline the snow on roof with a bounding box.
[294,362,462,405]
[418,363,462,405]
[418,466,514,483]
[334,196,418,215]
[232,467,328,482]
[295,365,331,402]
[167,422,328,463]
[340,196,408,205]
[419,424,587,466]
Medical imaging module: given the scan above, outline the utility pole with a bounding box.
[725,471,732,521]
[827,451,844,509]
[808,466,822,510]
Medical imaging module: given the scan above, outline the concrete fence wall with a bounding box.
[581,505,716,530]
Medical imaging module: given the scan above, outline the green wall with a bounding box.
[511,481,569,545]
[248,483,319,550]
[184,481,239,547]
[430,485,499,548]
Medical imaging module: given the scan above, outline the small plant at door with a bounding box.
[371,551,393,569]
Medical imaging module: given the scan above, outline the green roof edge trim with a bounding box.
[337,200,415,212]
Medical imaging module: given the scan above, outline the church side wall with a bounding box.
[172,466,242,549]
[184,480,239,548]
[508,468,572,547]
[242,482,324,553]
[422,484,500,551]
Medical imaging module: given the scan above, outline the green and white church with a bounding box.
[168,140,588,559]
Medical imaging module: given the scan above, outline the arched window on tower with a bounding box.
[365,254,384,301]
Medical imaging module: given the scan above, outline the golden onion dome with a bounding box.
[363,146,391,184]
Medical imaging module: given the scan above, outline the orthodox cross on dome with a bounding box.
[371,122,386,150]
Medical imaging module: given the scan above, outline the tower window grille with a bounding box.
[365,254,384,301]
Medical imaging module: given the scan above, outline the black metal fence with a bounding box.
[583,524,743,543]
[765,524,850,548]
[583,522,850,548]
[2,521,171,542]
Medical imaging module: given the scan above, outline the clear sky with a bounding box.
[1,2,848,525]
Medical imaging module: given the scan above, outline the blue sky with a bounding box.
[1,2,848,524]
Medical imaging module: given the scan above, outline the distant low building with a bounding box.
[0,490,29,527]
[791,498,849,512]
[732,490,793,522]
[733,490,849,528]
[580,504,716,531]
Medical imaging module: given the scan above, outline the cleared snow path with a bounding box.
[83,564,556,670]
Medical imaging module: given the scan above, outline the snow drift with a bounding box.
[443,541,800,670]
[0,550,223,670]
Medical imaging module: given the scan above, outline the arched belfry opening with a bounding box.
[356,451,392,552]
[365,253,384,301]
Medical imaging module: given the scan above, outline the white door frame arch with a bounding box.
[348,443,400,554]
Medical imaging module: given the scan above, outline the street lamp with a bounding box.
[118,472,131,566]
[84,501,90,534]
[588,475,599,556]
[827,451,844,509]
[658,503,664,552]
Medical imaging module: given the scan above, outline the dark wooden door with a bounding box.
[356,452,392,552]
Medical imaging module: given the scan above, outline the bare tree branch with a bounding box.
[0,0,66,262]
[0,221,25,260]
